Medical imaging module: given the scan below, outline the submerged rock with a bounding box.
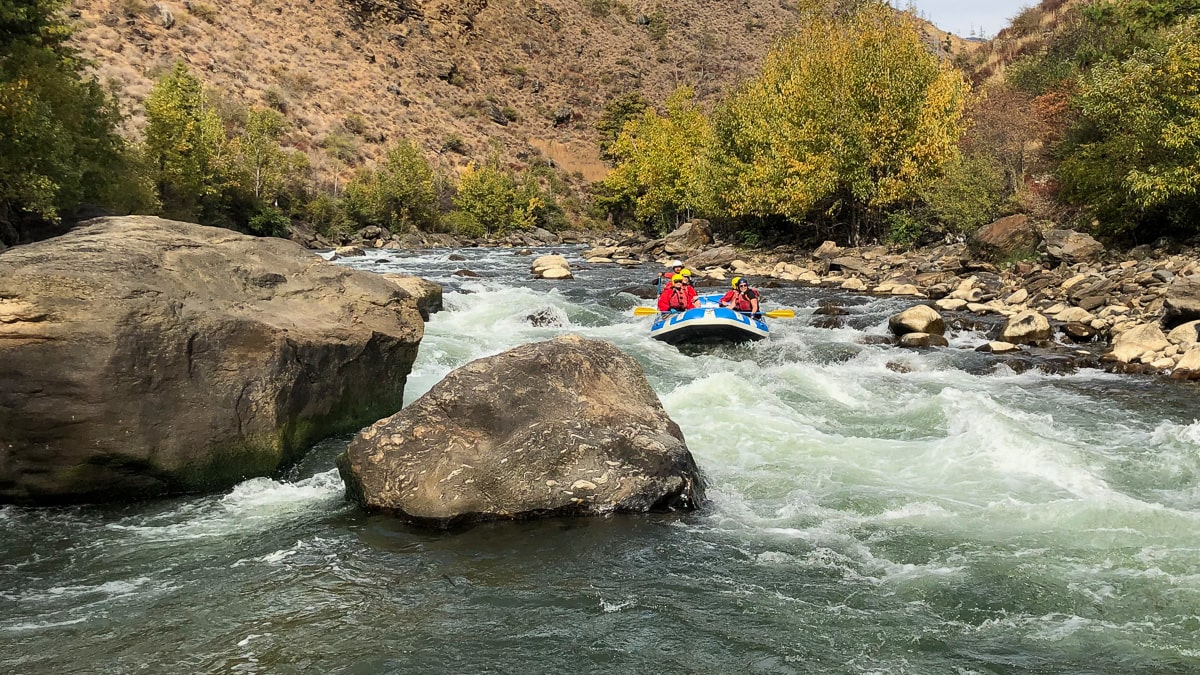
[0,216,424,504]
[337,335,704,527]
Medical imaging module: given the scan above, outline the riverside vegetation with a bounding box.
[3,0,1199,257]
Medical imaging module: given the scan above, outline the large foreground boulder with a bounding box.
[0,216,425,504]
[337,334,704,527]
[382,273,443,320]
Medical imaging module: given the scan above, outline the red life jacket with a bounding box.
[658,286,691,312]
[721,288,758,312]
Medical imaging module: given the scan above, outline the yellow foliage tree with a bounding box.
[708,2,967,241]
[599,86,712,232]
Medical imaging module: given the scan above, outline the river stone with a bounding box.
[334,245,366,258]
[898,332,949,348]
[1109,323,1171,363]
[684,245,740,270]
[531,255,573,280]
[337,335,704,527]
[888,305,945,336]
[662,219,713,254]
[382,274,443,321]
[1167,320,1200,347]
[1001,311,1052,345]
[1172,347,1200,379]
[1164,274,1200,328]
[976,341,1021,354]
[1044,229,1104,263]
[969,214,1037,260]
[0,216,424,504]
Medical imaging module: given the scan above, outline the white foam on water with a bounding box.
[2,616,90,632]
[598,597,636,613]
[107,470,344,541]
[10,577,154,603]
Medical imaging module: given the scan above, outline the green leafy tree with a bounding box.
[143,62,227,222]
[343,140,439,233]
[453,160,540,235]
[596,91,649,161]
[1058,17,1200,237]
[231,108,288,201]
[0,0,151,233]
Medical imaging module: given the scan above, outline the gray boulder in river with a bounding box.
[0,216,425,504]
[337,334,705,527]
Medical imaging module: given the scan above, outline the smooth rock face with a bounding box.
[338,335,704,527]
[0,216,424,504]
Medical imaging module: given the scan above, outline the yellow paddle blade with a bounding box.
[634,306,794,318]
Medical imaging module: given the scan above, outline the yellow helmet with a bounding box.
[681,269,692,276]
[731,276,741,288]
[671,273,685,282]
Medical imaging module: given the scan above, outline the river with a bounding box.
[2,246,1199,674]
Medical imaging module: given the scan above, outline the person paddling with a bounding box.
[719,277,761,314]
[657,273,698,312]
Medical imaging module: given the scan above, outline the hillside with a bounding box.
[68,0,805,190]
[954,0,1082,84]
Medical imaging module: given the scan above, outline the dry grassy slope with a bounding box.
[69,0,803,189]
[960,0,1083,85]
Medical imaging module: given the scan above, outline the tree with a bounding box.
[706,2,967,242]
[343,140,439,233]
[596,92,650,161]
[143,62,227,222]
[0,0,150,236]
[1058,17,1200,237]
[599,86,711,232]
[453,159,541,236]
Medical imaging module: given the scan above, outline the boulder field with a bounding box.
[0,216,429,504]
[338,334,705,528]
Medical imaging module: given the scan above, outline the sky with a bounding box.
[889,1,1035,39]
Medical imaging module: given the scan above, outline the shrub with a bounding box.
[248,206,290,237]
[584,0,611,18]
[921,153,1009,235]
[884,210,926,249]
[442,134,467,154]
[187,2,217,23]
[306,193,353,237]
[440,210,486,238]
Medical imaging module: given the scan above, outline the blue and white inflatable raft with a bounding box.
[649,293,769,345]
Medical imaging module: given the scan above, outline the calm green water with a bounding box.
[2,247,1198,674]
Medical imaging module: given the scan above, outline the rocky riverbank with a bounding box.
[580,220,1200,381]
[301,217,1200,381]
